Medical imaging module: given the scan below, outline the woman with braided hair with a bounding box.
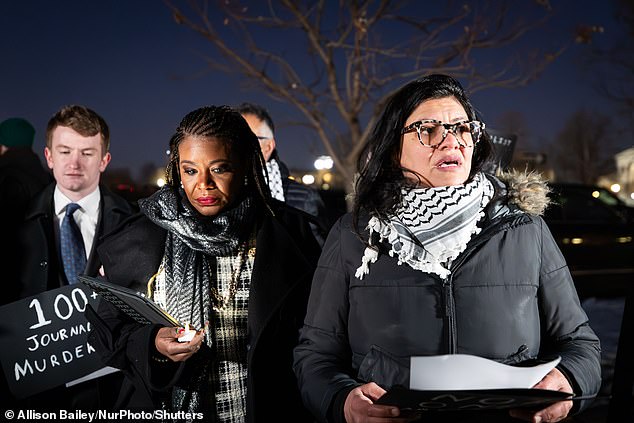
[293,75,601,423]
[86,106,320,422]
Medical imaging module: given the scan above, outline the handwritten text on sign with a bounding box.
[0,284,103,399]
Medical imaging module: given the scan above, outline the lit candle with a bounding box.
[178,322,195,343]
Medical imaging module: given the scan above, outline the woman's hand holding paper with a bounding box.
[509,368,574,422]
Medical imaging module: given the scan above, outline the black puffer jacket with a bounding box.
[293,173,601,423]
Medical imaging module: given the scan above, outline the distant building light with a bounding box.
[591,191,600,198]
[302,174,315,185]
[166,149,171,156]
[562,237,584,245]
[322,172,332,183]
[314,155,334,170]
[157,178,166,187]
[610,183,621,193]
[321,183,330,190]
[616,236,632,244]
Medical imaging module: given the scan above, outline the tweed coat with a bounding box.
[87,202,320,423]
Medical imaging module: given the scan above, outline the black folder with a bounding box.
[79,275,180,327]
[375,385,576,411]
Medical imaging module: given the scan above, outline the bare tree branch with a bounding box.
[164,0,591,187]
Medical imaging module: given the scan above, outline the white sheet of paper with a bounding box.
[409,354,561,390]
[65,366,120,387]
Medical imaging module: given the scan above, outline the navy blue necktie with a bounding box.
[60,203,87,284]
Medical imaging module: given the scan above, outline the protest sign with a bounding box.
[0,284,103,399]
[483,131,518,173]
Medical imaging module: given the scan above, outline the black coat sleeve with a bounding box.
[85,215,184,409]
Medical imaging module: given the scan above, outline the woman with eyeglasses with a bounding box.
[293,74,600,423]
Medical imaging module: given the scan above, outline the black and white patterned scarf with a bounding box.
[265,158,285,201]
[139,186,256,419]
[151,245,255,423]
[355,173,494,279]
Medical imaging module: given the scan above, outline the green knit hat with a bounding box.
[0,117,36,147]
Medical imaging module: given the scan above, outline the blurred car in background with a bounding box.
[543,183,634,298]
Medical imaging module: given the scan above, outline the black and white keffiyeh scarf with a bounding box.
[355,173,494,279]
[139,186,256,419]
[265,158,285,201]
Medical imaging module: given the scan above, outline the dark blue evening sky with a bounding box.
[1,1,628,179]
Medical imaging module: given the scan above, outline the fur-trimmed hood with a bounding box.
[495,170,551,216]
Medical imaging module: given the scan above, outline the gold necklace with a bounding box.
[210,241,251,312]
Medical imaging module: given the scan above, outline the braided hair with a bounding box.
[165,106,272,208]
